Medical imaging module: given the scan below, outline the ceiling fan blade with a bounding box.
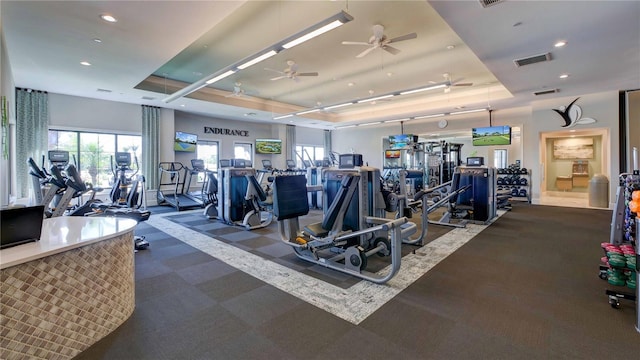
[342,41,371,46]
[454,83,473,87]
[296,72,318,77]
[270,75,287,81]
[383,45,401,55]
[356,46,376,58]
[388,32,417,43]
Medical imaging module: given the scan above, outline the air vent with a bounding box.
[96,88,112,93]
[479,0,505,8]
[141,96,156,100]
[533,89,559,96]
[514,52,552,67]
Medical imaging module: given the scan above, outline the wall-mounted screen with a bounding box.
[389,134,414,150]
[174,131,197,152]
[255,139,282,154]
[385,150,401,158]
[471,126,511,146]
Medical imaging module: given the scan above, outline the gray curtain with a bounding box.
[286,124,296,161]
[142,105,160,190]
[324,130,332,161]
[16,89,48,199]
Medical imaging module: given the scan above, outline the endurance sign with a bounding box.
[204,127,249,137]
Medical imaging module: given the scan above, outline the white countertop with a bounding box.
[0,216,138,269]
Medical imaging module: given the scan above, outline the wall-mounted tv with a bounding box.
[472,126,511,146]
[385,150,401,158]
[174,131,197,152]
[256,139,282,154]
[389,134,415,150]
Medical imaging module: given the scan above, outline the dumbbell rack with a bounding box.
[600,172,639,333]
[496,167,531,203]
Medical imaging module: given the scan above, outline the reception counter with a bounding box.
[0,216,138,360]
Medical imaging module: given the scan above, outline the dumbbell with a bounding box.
[519,178,528,186]
[497,178,504,185]
[511,188,519,196]
[503,178,511,185]
[520,168,528,175]
[519,188,527,197]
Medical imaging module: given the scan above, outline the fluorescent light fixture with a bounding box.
[384,118,408,123]
[282,11,353,49]
[336,125,357,129]
[273,114,294,120]
[297,109,321,115]
[554,40,567,47]
[324,102,353,110]
[414,113,445,119]
[237,50,277,70]
[205,70,236,84]
[359,121,382,127]
[559,73,570,79]
[80,61,92,66]
[449,108,487,115]
[357,94,394,103]
[163,11,353,104]
[399,84,447,95]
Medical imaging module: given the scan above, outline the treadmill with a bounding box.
[157,162,203,211]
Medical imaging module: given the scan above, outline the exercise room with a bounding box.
[1,1,639,359]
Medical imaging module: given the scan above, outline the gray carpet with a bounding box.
[74,203,640,359]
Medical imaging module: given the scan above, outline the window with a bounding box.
[196,141,219,181]
[295,145,324,168]
[234,142,253,166]
[494,149,508,169]
[48,130,142,188]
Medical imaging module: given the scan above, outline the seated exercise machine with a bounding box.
[272,173,409,283]
[217,160,272,230]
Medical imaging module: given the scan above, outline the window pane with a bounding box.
[315,147,324,162]
[196,141,219,181]
[117,134,143,178]
[234,143,252,163]
[494,149,507,169]
[48,130,78,164]
[79,133,115,188]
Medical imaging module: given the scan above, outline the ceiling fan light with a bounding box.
[449,108,487,115]
[282,11,353,49]
[237,50,277,70]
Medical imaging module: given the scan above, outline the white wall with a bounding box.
[296,126,324,146]
[525,91,619,204]
[627,90,640,171]
[49,93,142,134]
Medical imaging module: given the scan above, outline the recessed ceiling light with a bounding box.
[92,38,102,43]
[100,14,117,23]
[387,72,393,77]
[555,40,567,47]
[347,82,355,87]
[80,61,91,66]
[180,104,186,107]
[559,73,570,79]
[513,21,522,27]
[446,45,455,50]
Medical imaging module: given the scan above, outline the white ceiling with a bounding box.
[2,1,639,130]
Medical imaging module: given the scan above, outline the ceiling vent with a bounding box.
[141,96,156,100]
[479,0,506,8]
[533,88,559,96]
[514,52,552,67]
[96,88,112,93]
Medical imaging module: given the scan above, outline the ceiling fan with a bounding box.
[225,82,255,98]
[342,24,417,58]
[442,73,473,93]
[264,60,318,82]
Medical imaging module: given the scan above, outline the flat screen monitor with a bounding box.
[339,154,363,169]
[385,150,401,159]
[174,131,197,152]
[115,152,131,167]
[231,159,246,168]
[303,160,312,168]
[262,159,272,169]
[286,159,296,169]
[472,126,512,146]
[388,134,415,150]
[255,139,282,154]
[219,159,231,168]
[466,157,484,166]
